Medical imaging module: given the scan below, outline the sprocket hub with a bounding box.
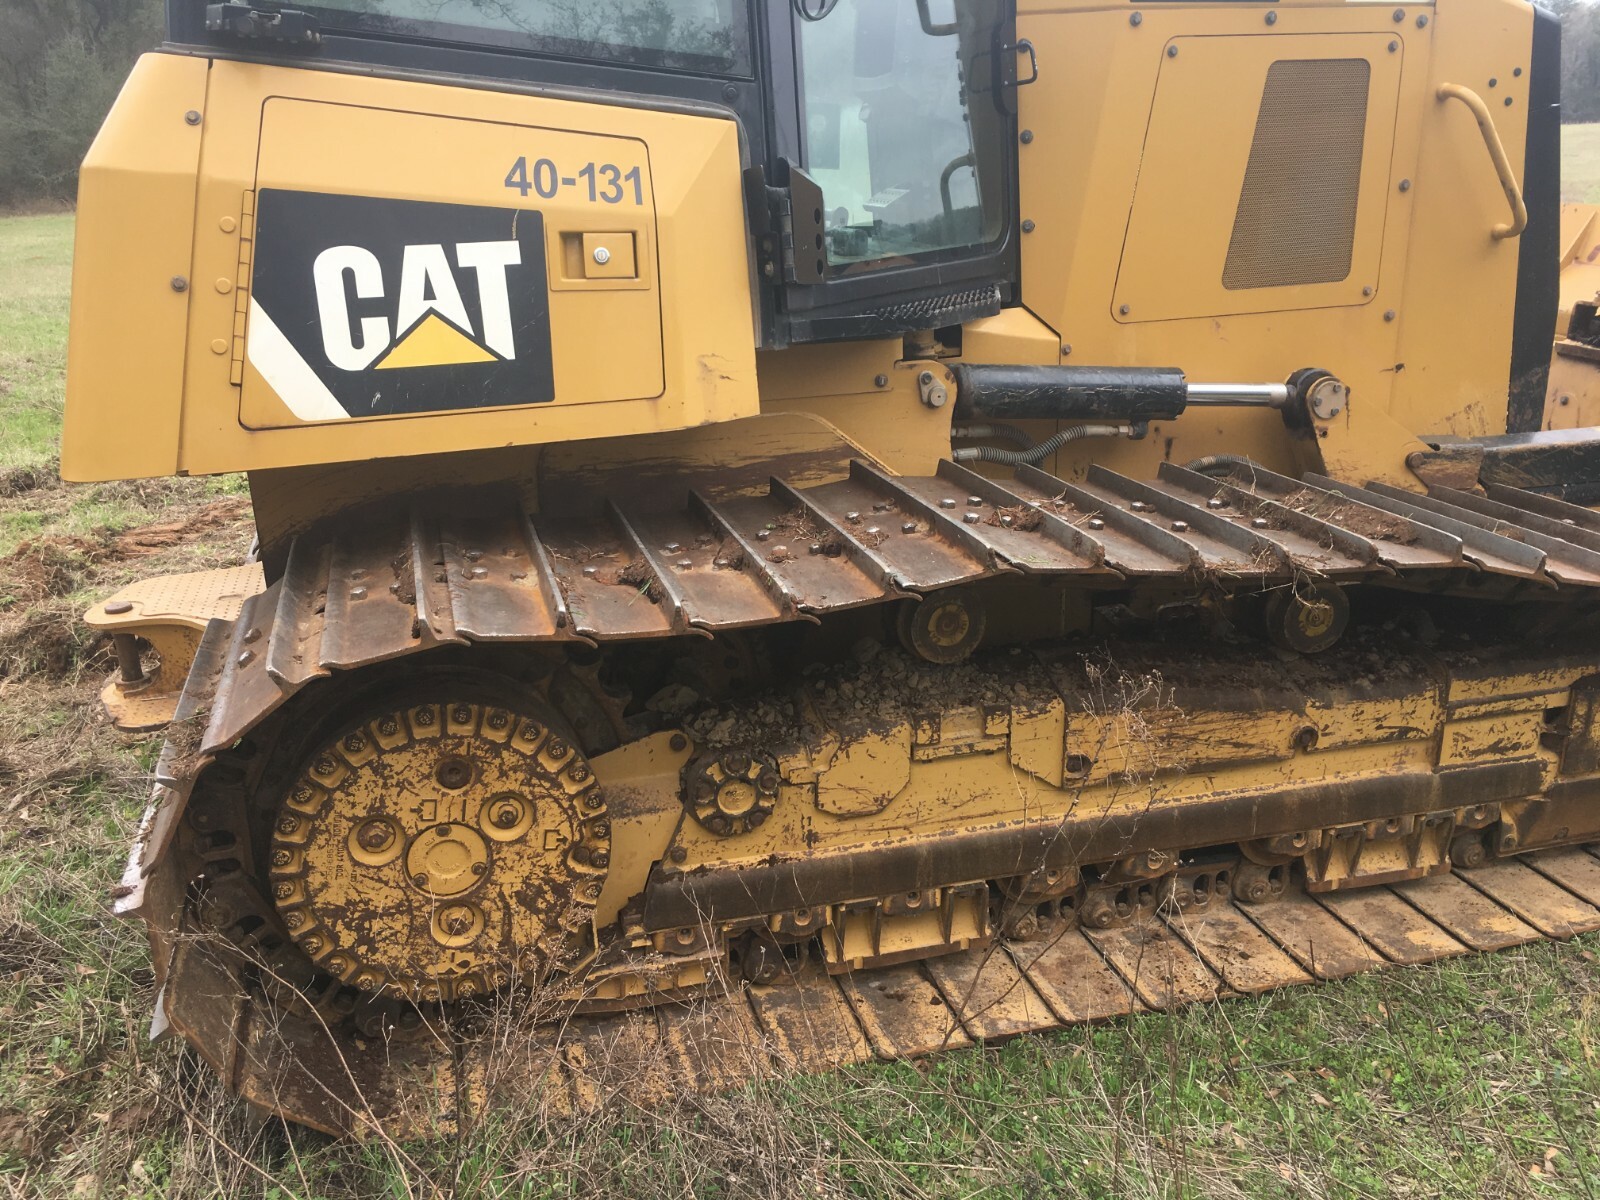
[267,700,609,1003]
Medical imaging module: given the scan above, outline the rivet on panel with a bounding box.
[1388,40,1399,52]
[1392,6,1404,18]
[1019,129,1034,144]
[170,276,188,292]
[1167,44,1178,56]
[1264,10,1277,24]
[184,110,201,126]
[210,339,228,354]
[1384,310,1397,322]
[1398,178,1411,192]
[1022,219,1036,233]
[1129,10,1142,25]
[1119,304,1131,315]
[219,216,237,233]
[1416,13,1428,26]
[1362,286,1374,297]
[874,374,888,388]
[215,278,233,294]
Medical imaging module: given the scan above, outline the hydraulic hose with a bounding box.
[952,422,1135,466]
[1183,453,1263,478]
[949,422,1034,448]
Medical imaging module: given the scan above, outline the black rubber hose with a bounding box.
[1183,454,1263,478]
[952,422,1132,466]
[950,422,1034,448]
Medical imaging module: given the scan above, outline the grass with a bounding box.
[0,215,74,473]
[1566,124,1600,205]
[6,168,1600,1197]
[0,215,245,559]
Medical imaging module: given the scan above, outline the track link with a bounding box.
[157,847,1600,1137]
[105,457,1600,1136]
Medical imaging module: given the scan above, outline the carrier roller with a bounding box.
[106,457,1600,1135]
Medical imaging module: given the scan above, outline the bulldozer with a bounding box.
[62,0,1600,1136]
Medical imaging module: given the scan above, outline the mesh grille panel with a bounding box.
[1223,58,1370,290]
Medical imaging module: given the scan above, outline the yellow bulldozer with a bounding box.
[61,0,1600,1136]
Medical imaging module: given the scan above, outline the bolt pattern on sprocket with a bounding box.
[268,701,609,1003]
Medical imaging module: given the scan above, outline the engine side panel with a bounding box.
[61,54,758,481]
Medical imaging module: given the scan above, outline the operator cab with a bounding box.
[173,0,1023,346]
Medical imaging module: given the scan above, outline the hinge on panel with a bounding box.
[743,161,827,288]
[205,2,321,45]
[229,190,255,387]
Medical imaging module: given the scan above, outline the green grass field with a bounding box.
[6,154,1600,1199]
[1565,124,1600,204]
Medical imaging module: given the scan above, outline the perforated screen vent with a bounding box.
[1222,58,1370,291]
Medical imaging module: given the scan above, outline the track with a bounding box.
[164,846,1600,1138]
[560,844,1600,1108]
[107,457,1600,1136]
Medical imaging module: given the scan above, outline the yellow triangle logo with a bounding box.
[373,312,497,370]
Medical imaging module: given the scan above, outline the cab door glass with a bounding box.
[797,0,1005,269]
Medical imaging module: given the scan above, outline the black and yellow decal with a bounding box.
[247,191,555,420]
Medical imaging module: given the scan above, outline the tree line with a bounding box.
[1550,0,1600,123]
[1,0,1598,207]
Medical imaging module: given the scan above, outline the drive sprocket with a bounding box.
[267,697,610,1004]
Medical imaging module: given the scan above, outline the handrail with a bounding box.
[1436,82,1529,240]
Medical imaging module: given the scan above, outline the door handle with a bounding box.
[1436,82,1529,240]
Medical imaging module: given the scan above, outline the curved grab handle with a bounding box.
[1436,82,1529,240]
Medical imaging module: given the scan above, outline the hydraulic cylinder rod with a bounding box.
[949,364,1292,421]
